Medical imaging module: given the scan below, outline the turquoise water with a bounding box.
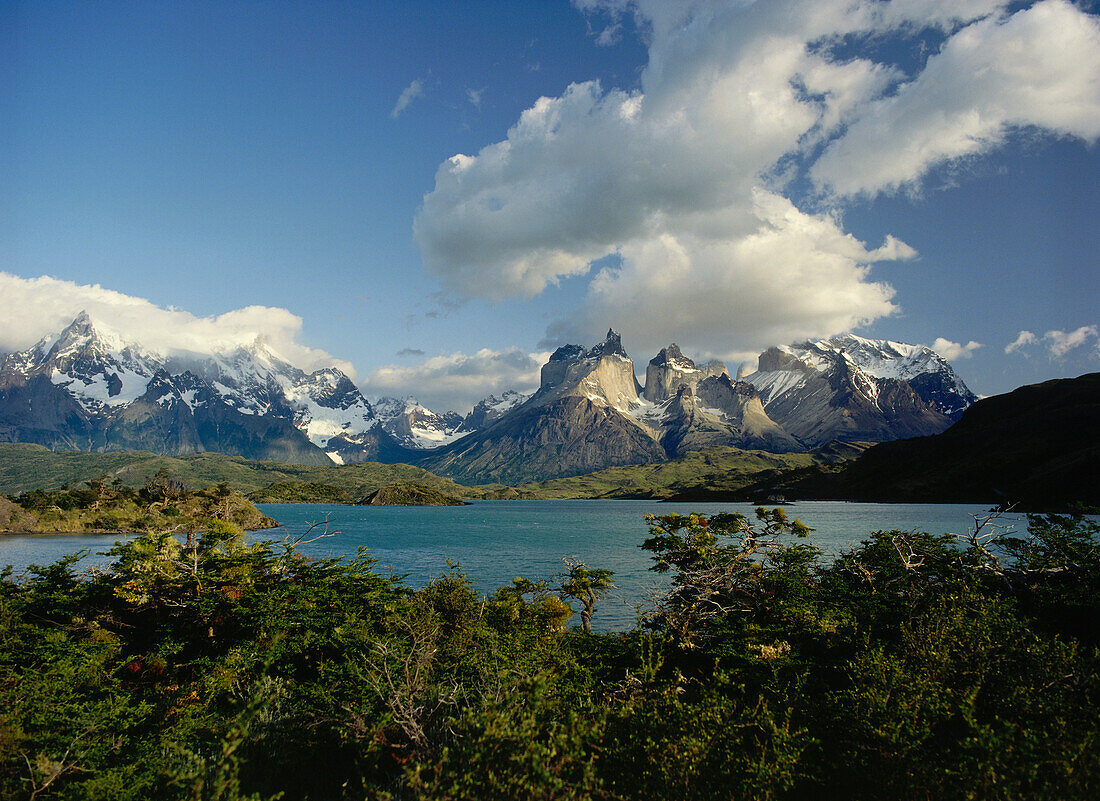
[0,500,1018,630]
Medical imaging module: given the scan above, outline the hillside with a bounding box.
[516,442,866,499]
[743,372,1100,509]
[357,482,470,506]
[0,443,493,500]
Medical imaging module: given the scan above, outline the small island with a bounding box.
[356,482,470,506]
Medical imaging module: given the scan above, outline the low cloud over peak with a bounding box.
[362,347,547,413]
[0,273,353,376]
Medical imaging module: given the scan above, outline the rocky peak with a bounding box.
[589,329,628,360]
[649,343,695,370]
[643,343,706,403]
[536,330,641,411]
[757,346,815,374]
[458,389,530,433]
[548,344,587,363]
[298,368,365,411]
[701,359,729,378]
[47,311,116,364]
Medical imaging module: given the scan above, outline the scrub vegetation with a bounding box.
[1,508,1097,799]
[1,473,277,534]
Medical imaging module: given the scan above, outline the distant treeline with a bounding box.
[2,507,1098,799]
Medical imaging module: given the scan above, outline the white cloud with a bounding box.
[362,348,548,413]
[415,0,1098,355]
[0,273,352,375]
[931,337,982,360]
[1005,330,1038,354]
[813,1,1100,196]
[466,87,485,108]
[1004,326,1099,357]
[391,79,424,118]
[547,190,904,361]
[1044,325,1099,357]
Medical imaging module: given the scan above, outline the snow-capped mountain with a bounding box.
[455,390,530,433]
[743,335,978,446]
[1,313,979,481]
[417,330,667,483]
[0,311,405,464]
[372,396,465,450]
[637,345,801,455]
[417,330,800,483]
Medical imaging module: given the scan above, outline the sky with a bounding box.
[2,0,1098,412]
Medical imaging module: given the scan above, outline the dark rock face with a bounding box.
[419,396,666,484]
[0,375,95,450]
[591,328,628,359]
[907,370,977,418]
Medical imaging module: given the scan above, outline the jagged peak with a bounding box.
[590,328,628,359]
[46,310,133,360]
[547,329,631,366]
[650,343,699,371]
[548,344,587,363]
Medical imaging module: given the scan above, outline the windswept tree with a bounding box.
[642,508,814,646]
[559,557,614,633]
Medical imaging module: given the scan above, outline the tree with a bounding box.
[559,557,614,633]
[641,508,813,645]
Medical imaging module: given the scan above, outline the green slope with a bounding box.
[515,442,865,499]
[0,441,866,504]
[0,443,492,500]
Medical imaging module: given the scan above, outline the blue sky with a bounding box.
[2,0,1098,410]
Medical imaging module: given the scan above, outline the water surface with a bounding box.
[1,500,1019,630]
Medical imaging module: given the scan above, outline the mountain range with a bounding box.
[0,312,977,483]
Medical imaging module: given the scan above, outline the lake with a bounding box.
[1,500,1023,630]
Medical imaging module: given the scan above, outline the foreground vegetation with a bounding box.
[2,506,1097,799]
[1,473,277,534]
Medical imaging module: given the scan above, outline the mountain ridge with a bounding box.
[1,313,979,483]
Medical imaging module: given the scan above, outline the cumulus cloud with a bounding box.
[813,0,1100,196]
[362,348,548,413]
[547,190,904,360]
[1004,326,1099,357]
[1005,330,1038,354]
[931,337,982,360]
[0,273,352,375]
[1045,325,1099,357]
[415,0,1099,353]
[391,79,424,118]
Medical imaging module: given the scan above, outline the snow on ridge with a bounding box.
[485,390,529,413]
[743,368,811,406]
[50,364,153,410]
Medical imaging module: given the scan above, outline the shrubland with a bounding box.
[1,508,1097,799]
[1,473,277,534]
